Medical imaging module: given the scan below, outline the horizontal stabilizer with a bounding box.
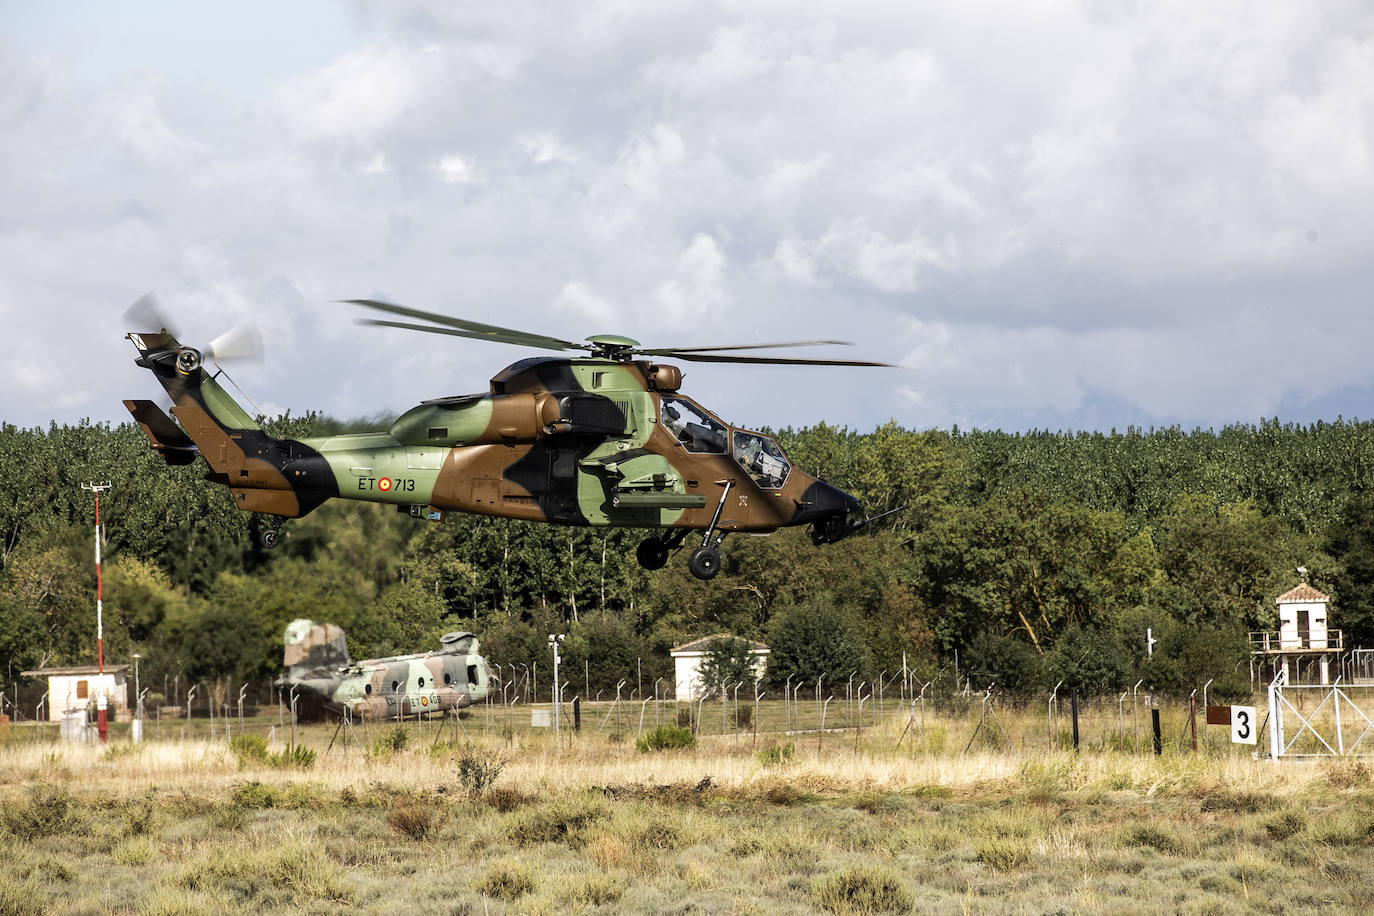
[123,399,199,465]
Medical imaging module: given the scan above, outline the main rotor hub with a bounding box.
[585,334,641,360]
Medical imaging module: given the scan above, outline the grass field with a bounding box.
[2,704,1372,915]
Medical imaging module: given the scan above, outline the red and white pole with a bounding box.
[83,481,111,744]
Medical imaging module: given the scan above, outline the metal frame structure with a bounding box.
[1267,668,1374,762]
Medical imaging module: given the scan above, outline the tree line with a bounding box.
[3,415,1374,706]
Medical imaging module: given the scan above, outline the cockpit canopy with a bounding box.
[659,395,791,489]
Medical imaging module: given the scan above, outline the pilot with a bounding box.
[663,403,687,439]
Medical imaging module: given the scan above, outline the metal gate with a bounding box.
[1268,668,1374,761]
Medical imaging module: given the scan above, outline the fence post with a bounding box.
[1071,689,1079,752]
[1151,706,1162,756]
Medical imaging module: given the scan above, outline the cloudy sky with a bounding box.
[3,1,1372,434]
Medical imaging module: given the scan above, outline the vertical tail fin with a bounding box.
[126,329,336,518]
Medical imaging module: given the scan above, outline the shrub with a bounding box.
[637,724,696,752]
[368,725,409,758]
[977,839,1031,871]
[387,805,443,840]
[811,866,911,914]
[571,872,623,906]
[229,734,269,766]
[267,744,317,769]
[1263,810,1307,841]
[232,782,279,809]
[2,783,86,839]
[734,705,753,729]
[457,751,505,796]
[473,862,536,900]
[1121,823,1180,854]
[756,742,795,767]
[507,795,608,847]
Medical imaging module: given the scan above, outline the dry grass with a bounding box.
[2,710,1373,913]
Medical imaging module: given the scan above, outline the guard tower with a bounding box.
[1251,571,1341,685]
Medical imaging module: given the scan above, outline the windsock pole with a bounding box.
[82,482,111,743]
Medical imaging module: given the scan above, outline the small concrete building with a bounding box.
[21,665,129,720]
[670,635,769,699]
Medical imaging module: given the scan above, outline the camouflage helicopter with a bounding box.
[277,619,490,720]
[123,298,893,580]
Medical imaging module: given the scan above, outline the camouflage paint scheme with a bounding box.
[123,325,865,576]
[278,619,490,719]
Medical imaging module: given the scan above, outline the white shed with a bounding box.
[1275,582,1331,650]
[670,635,769,700]
[22,665,129,721]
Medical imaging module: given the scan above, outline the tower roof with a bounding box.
[1275,583,1330,604]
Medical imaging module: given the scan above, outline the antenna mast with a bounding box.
[81,482,112,673]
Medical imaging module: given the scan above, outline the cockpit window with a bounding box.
[733,430,791,488]
[660,397,727,454]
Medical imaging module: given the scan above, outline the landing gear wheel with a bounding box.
[636,537,669,570]
[687,546,721,580]
[259,526,281,550]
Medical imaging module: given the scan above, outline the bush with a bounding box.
[473,862,536,901]
[2,783,86,839]
[267,744,316,769]
[457,751,505,796]
[507,795,608,847]
[229,734,269,766]
[637,724,696,752]
[756,742,795,767]
[368,725,409,758]
[977,838,1031,870]
[812,866,911,914]
[387,805,443,840]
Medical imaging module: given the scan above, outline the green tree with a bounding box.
[766,597,869,689]
[695,636,761,697]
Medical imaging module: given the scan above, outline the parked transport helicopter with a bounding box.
[123,297,894,580]
[277,619,490,720]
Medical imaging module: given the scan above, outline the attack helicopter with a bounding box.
[123,298,894,580]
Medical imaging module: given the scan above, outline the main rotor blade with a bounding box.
[665,352,896,367]
[639,339,853,355]
[344,299,582,351]
[358,318,594,352]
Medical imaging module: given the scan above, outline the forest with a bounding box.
[4,413,1374,707]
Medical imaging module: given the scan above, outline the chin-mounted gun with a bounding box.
[809,506,905,546]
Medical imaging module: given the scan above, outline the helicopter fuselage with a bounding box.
[124,331,863,561]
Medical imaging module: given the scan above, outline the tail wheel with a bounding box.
[636,537,669,570]
[687,546,721,580]
[259,527,281,550]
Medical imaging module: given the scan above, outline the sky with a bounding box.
[2,0,1372,434]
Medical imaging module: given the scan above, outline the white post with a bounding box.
[1267,669,1283,764]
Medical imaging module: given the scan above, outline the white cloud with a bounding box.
[554,281,616,325]
[271,43,443,148]
[519,132,577,164]
[619,124,685,200]
[97,82,202,168]
[436,154,475,184]
[4,2,1374,432]
[653,234,728,329]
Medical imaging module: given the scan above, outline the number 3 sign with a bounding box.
[1231,705,1257,745]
